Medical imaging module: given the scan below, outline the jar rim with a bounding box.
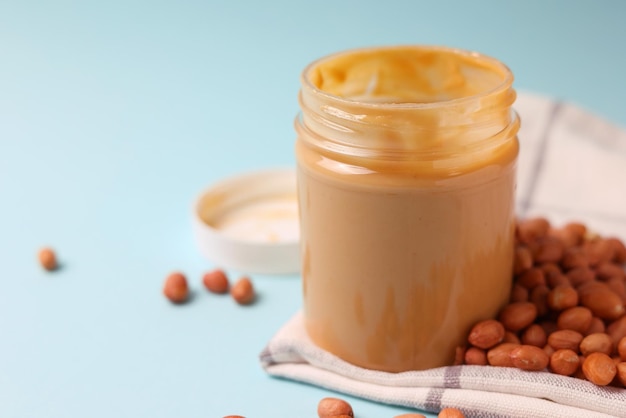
[301,45,514,110]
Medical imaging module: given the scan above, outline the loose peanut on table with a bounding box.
[202,269,230,294]
[163,272,189,304]
[38,247,58,271]
[230,276,255,305]
[458,217,626,388]
[317,397,354,418]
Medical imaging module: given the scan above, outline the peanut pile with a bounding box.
[458,218,626,387]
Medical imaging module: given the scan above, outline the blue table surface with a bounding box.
[2,1,626,417]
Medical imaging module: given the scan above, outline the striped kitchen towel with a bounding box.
[260,92,626,418]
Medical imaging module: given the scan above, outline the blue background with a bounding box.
[1,1,625,417]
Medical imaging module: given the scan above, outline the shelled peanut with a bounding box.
[458,217,626,387]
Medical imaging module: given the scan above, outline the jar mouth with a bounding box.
[302,45,514,110]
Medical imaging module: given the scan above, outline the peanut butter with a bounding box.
[296,46,519,372]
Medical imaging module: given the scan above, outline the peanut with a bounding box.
[579,285,625,320]
[546,272,571,289]
[464,347,487,365]
[487,343,519,368]
[577,280,608,296]
[584,317,606,336]
[517,268,545,289]
[510,345,549,371]
[561,248,589,270]
[547,329,583,351]
[521,324,547,347]
[547,285,578,311]
[579,333,613,356]
[540,261,562,276]
[549,349,580,376]
[585,239,615,267]
[517,217,550,244]
[317,397,353,418]
[564,222,587,243]
[565,266,594,285]
[467,319,505,349]
[556,306,593,333]
[595,262,626,281]
[498,302,537,332]
[38,247,58,271]
[202,269,230,294]
[231,276,255,305]
[582,352,617,386]
[163,272,189,304]
[532,236,564,264]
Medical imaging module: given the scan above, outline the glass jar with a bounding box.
[295,46,520,372]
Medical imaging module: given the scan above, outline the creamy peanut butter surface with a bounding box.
[296,46,519,372]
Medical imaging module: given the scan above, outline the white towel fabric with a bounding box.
[260,92,626,418]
